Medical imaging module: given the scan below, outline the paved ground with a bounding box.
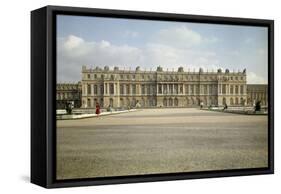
[56,108,268,180]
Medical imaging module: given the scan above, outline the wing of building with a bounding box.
[56,83,82,109]
[79,66,249,108]
[56,66,269,109]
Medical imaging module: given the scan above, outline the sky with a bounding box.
[57,15,268,84]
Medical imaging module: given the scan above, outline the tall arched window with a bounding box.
[93,85,97,95]
[222,97,226,105]
[235,85,239,94]
[230,85,234,94]
[230,98,234,105]
[109,98,113,107]
[109,84,114,95]
[87,84,91,95]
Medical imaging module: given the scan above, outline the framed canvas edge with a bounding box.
[31,5,274,188]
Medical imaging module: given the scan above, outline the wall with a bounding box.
[0,0,279,193]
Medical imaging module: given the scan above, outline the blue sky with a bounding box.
[57,15,268,84]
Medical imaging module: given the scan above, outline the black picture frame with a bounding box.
[31,5,274,188]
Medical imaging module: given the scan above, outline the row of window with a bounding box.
[86,73,245,81]
[85,83,246,96]
[56,93,79,100]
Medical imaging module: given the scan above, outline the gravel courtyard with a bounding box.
[56,108,268,180]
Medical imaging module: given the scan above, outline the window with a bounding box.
[87,98,91,107]
[204,85,208,94]
[132,84,136,94]
[174,84,178,94]
[185,85,189,94]
[235,97,238,105]
[235,85,239,94]
[94,74,97,79]
[87,84,91,95]
[158,84,162,94]
[169,84,173,94]
[94,85,97,94]
[230,98,234,105]
[109,83,114,95]
[141,85,145,94]
[87,74,91,79]
[120,84,124,95]
[230,85,234,94]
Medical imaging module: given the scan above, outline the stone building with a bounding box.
[56,83,82,109]
[247,84,268,106]
[80,65,248,108]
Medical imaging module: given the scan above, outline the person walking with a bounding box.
[95,102,100,116]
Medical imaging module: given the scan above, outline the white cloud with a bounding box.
[247,72,267,84]
[57,35,143,82]
[155,26,202,48]
[63,35,84,50]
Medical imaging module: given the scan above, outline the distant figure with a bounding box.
[223,103,228,111]
[65,102,73,114]
[255,101,261,112]
[200,101,204,109]
[95,102,101,116]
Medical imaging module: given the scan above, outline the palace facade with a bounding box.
[56,83,82,109]
[247,84,268,106]
[80,65,248,108]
